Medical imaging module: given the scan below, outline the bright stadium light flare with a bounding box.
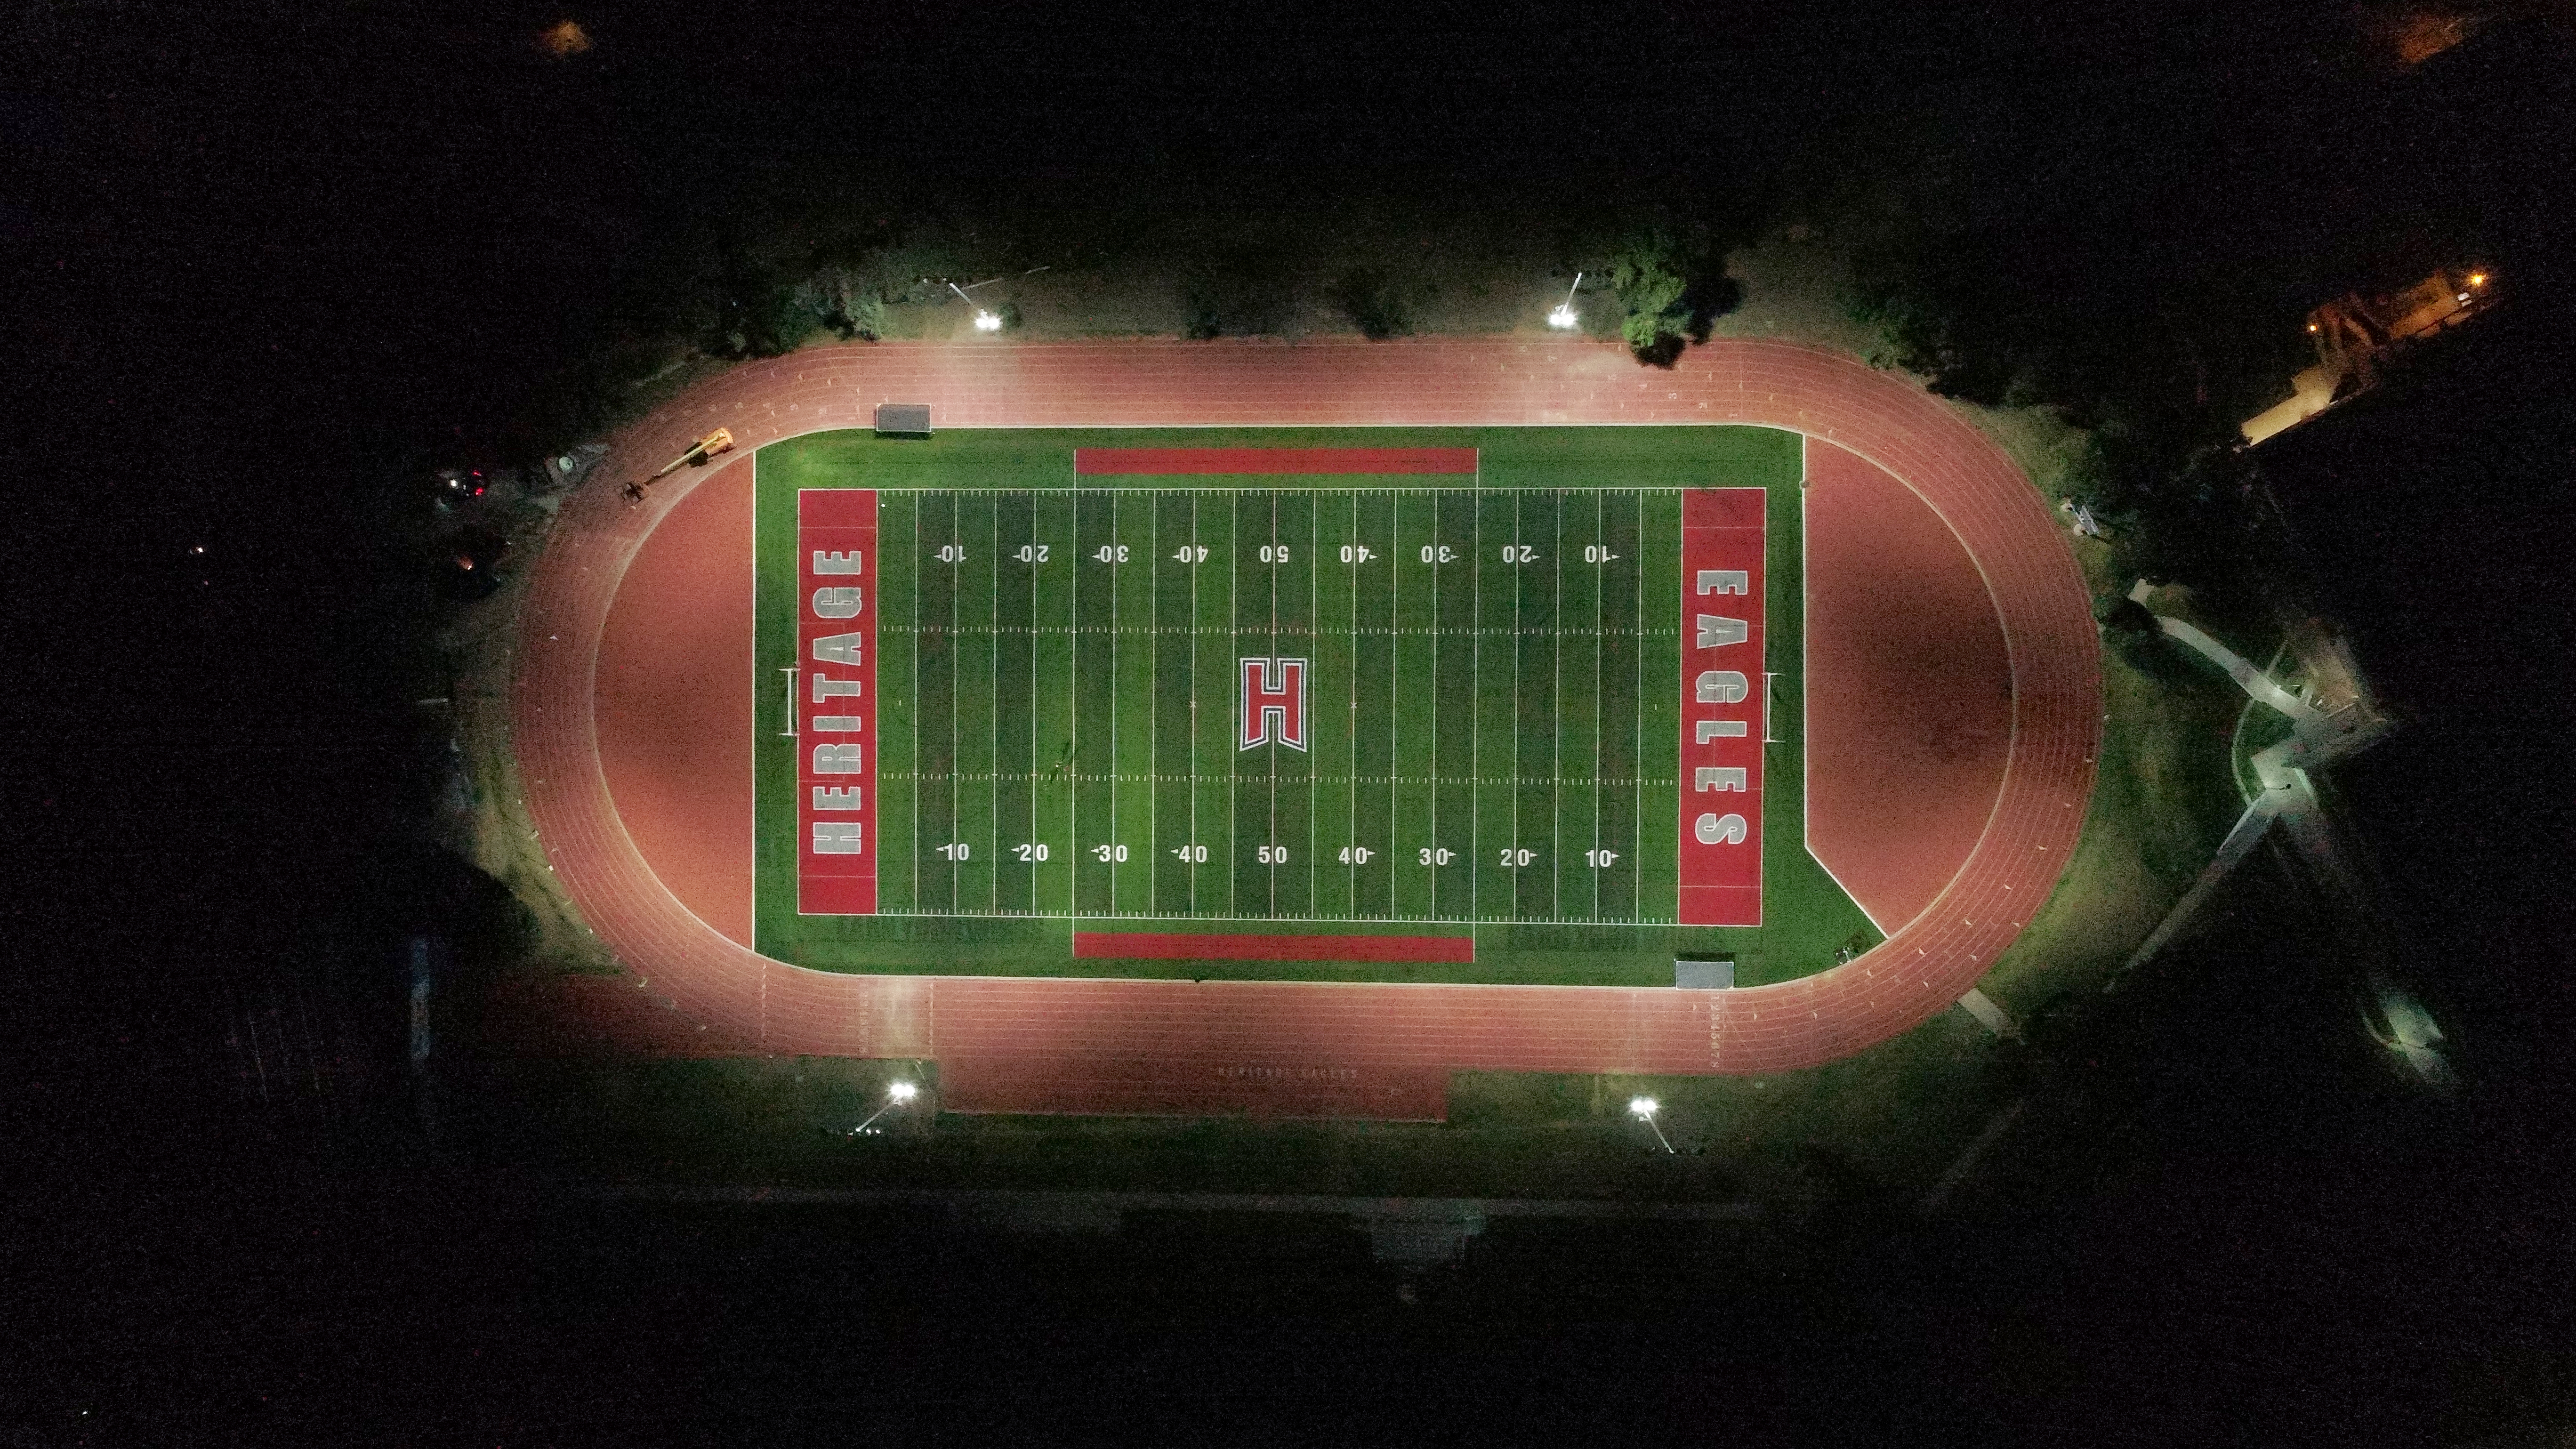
[1628,1095,1674,1153]
[850,1079,923,1135]
[1549,270,1585,329]
[974,309,1003,331]
[2468,273,2487,288]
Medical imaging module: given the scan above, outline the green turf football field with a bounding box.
[751,427,1878,987]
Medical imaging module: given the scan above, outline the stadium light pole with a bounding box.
[848,1079,921,1136]
[1629,1095,1675,1154]
[949,281,1005,332]
[1548,271,1584,329]
[943,267,1046,333]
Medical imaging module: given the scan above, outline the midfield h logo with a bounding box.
[1238,657,1309,751]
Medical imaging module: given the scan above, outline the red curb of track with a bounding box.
[512,338,2100,1106]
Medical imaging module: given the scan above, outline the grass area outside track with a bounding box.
[752,427,1877,987]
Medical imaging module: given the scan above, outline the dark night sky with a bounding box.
[9,3,2575,1444]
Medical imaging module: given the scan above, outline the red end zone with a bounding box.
[797,489,877,915]
[1678,488,1765,926]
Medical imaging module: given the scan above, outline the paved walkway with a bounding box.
[2125,580,2381,768]
[2160,618,2322,724]
[508,339,2101,1113]
[2119,590,2395,976]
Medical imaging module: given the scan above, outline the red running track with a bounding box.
[514,339,2100,1117]
[1802,440,2015,934]
[596,462,757,945]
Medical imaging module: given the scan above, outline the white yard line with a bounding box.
[1151,496,1160,916]
[1391,491,1402,919]
[1224,491,1235,918]
[922,492,932,902]
[1106,498,1119,915]
[988,493,999,913]
[1026,496,1038,910]
[1512,495,1524,919]
[1346,492,1359,909]
[1069,493,1081,915]
[1548,491,1561,921]
[1268,491,1281,918]
[1192,492,1203,916]
[1634,491,1645,922]
[1428,491,1441,920]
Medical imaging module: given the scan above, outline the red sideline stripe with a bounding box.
[1074,447,1478,476]
[1073,932,1473,963]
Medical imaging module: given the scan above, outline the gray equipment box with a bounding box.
[875,403,933,436]
[1674,958,1735,990]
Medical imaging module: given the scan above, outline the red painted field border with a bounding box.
[797,488,877,916]
[1676,487,1765,927]
[1073,932,1474,963]
[1073,447,1479,476]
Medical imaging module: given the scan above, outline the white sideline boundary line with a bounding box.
[777,452,1836,938]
